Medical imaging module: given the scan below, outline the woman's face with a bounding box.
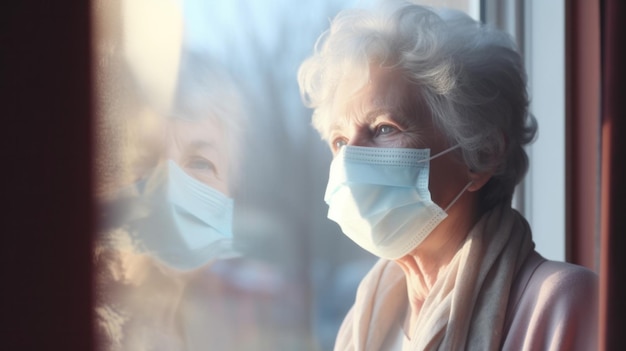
[166,117,231,195]
[327,67,471,211]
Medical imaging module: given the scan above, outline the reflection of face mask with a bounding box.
[158,160,235,269]
[168,160,233,248]
[324,146,471,260]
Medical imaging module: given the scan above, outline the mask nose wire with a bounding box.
[444,181,473,212]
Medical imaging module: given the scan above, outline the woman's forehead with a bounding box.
[328,70,427,128]
[168,117,227,150]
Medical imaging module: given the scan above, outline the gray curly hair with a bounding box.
[297,1,537,210]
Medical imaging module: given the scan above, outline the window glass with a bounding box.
[523,0,566,261]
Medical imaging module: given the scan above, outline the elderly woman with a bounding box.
[298,2,597,350]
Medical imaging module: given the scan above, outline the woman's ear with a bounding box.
[467,169,493,192]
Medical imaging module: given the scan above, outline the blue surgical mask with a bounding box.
[324,145,471,260]
[146,160,237,270]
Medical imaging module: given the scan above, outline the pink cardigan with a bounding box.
[500,251,598,350]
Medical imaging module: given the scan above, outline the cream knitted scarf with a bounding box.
[335,205,535,350]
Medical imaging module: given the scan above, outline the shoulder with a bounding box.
[532,257,598,298]
[521,255,598,319]
[502,252,598,350]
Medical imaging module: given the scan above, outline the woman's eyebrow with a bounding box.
[363,108,391,123]
[327,108,394,136]
[350,108,393,126]
[369,108,416,131]
[186,140,216,152]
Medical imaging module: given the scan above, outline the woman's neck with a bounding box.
[394,193,480,337]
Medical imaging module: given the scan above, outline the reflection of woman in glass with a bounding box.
[94,51,265,350]
[97,50,244,267]
[125,51,245,271]
[298,2,597,350]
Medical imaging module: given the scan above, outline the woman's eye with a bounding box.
[186,157,216,173]
[376,124,396,136]
[332,138,347,151]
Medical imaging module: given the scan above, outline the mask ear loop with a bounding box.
[444,181,473,212]
[428,144,462,160]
